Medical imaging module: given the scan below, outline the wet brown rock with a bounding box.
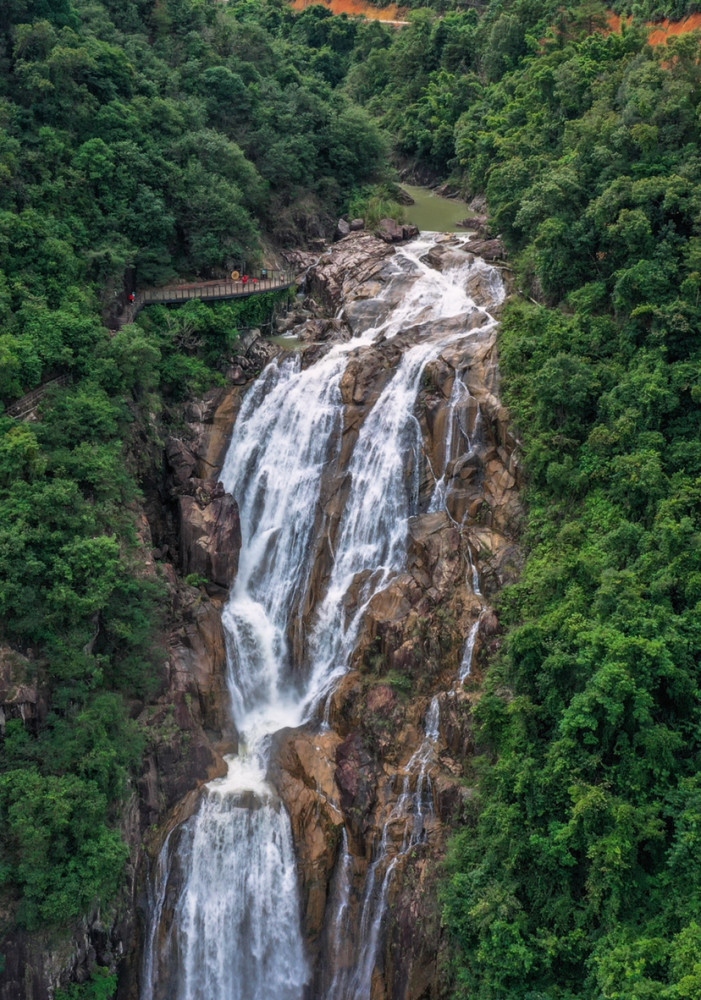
[421,245,474,272]
[340,351,398,409]
[462,237,507,261]
[297,317,351,343]
[375,217,404,243]
[465,267,500,309]
[457,212,489,232]
[245,336,278,371]
[335,732,382,841]
[178,488,241,588]
[305,232,395,314]
[181,387,240,482]
[273,730,345,948]
[165,437,197,487]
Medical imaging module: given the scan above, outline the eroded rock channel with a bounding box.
[138,231,522,1000]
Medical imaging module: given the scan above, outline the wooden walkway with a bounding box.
[131,271,295,316]
[5,273,297,418]
[5,375,71,420]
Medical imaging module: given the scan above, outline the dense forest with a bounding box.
[2,0,701,996]
[376,4,701,999]
[0,0,388,964]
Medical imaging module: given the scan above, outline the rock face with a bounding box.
[178,484,241,587]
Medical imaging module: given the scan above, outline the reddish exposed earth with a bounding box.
[608,11,701,44]
[289,0,407,22]
[288,0,701,43]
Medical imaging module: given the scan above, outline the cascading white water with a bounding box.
[142,235,502,1000]
[141,833,172,1000]
[332,697,443,1000]
[302,337,452,719]
[459,614,484,682]
[172,769,309,1000]
[220,350,347,737]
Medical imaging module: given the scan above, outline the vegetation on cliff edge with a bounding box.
[0,0,389,946]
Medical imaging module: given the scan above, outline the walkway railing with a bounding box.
[5,375,71,420]
[133,271,295,314]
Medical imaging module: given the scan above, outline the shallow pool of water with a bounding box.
[268,334,306,351]
[401,184,471,234]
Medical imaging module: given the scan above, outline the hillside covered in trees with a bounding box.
[351,2,701,997]
[0,0,389,965]
[2,0,701,997]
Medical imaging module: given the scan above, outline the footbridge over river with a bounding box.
[129,269,296,318]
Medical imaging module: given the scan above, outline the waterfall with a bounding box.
[170,767,309,1000]
[142,235,502,1000]
[459,614,483,682]
[333,697,443,1000]
[140,832,172,1000]
[302,337,452,718]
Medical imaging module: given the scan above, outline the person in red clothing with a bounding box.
[242,274,249,285]
[128,292,136,303]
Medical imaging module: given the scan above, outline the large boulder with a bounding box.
[305,232,395,313]
[375,217,405,243]
[462,237,506,261]
[421,244,474,272]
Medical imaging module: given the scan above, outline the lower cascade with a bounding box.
[141,232,521,1000]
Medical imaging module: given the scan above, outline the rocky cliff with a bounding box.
[270,233,522,999]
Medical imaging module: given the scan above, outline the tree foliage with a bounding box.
[0,0,388,948]
[403,4,701,999]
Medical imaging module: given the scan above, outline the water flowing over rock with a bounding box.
[139,230,522,1000]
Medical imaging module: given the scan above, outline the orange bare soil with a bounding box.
[289,0,407,21]
[607,11,701,44]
